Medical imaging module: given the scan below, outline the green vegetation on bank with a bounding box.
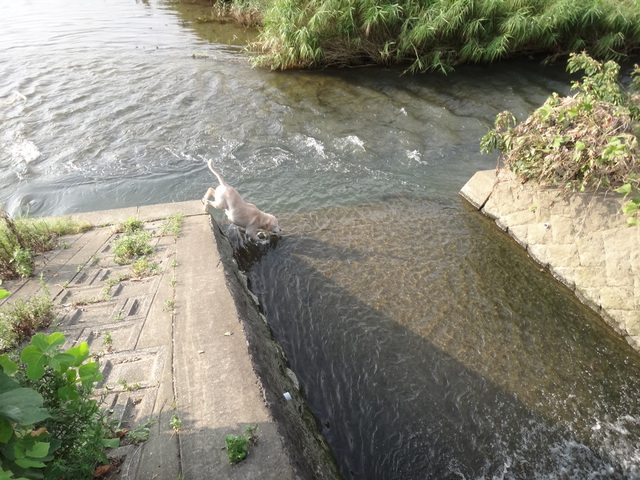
[0,332,117,480]
[247,0,640,72]
[0,280,55,353]
[0,211,91,280]
[481,52,640,224]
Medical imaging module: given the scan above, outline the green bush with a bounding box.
[0,332,117,480]
[481,53,640,222]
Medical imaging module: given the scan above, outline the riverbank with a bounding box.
[0,201,340,479]
[461,168,640,352]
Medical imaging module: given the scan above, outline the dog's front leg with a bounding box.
[201,187,216,212]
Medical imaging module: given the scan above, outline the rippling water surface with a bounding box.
[2,1,639,478]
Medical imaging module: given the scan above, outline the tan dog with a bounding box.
[201,159,281,241]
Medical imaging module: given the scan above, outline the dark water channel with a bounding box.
[1,1,639,478]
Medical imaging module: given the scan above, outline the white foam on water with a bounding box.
[303,136,327,159]
[7,135,42,164]
[406,149,427,165]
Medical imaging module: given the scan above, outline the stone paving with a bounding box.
[461,169,640,351]
[1,201,300,479]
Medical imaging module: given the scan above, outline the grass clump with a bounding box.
[252,0,640,72]
[481,53,640,222]
[0,210,92,280]
[115,217,144,235]
[113,231,154,265]
[0,281,55,353]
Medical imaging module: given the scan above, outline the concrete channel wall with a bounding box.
[460,169,640,352]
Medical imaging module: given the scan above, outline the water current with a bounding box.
[1,1,639,478]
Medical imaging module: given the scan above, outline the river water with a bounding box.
[1,1,639,478]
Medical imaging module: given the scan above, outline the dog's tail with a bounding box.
[206,158,227,186]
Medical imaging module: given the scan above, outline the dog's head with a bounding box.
[263,214,281,234]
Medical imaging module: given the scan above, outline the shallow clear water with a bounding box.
[1,1,639,478]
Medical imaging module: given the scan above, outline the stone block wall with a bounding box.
[461,169,640,351]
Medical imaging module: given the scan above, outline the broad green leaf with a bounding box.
[102,437,119,448]
[0,372,20,393]
[65,369,77,384]
[20,346,48,381]
[0,388,49,425]
[0,417,13,443]
[56,385,79,402]
[622,202,638,215]
[615,183,632,195]
[0,357,18,376]
[78,361,102,385]
[46,332,66,349]
[48,353,75,373]
[15,457,46,469]
[0,289,9,300]
[25,442,50,459]
[66,342,90,367]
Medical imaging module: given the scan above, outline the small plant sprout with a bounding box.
[102,331,113,348]
[131,258,160,277]
[170,413,183,432]
[118,379,142,392]
[125,419,155,445]
[12,247,33,278]
[160,213,184,239]
[164,299,176,313]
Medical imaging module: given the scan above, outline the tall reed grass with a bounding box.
[251,0,640,72]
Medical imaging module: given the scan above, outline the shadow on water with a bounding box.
[226,196,640,479]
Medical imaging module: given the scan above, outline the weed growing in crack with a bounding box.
[170,413,183,432]
[160,213,184,239]
[225,426,258,465]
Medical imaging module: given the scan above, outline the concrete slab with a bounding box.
[459,169,497,209]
